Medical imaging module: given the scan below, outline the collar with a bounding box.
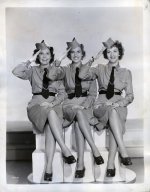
[38,65,50,73]
[70,62,82,71]
[107,63,120,71]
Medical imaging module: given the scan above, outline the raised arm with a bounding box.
[47,63,66,81]
[12,50,40,80]
[79,46,105,80]
[79,60,97,81]
[12,61,32,80]
[47,48,71,81]
[116,70,134,107]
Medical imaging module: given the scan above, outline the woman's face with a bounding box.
[70,47,83,63]
[106,46,119,64]
[38,48,51,65]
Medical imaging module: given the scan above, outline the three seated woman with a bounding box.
[12,37,134,181]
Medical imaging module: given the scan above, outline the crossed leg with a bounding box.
[75,109,100,157]
[45,123,56,174]
[74,121,85,170]
[47,109,72,157]
[107,108,127,169]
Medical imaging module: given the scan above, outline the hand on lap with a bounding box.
[72,105,84,110]
[40,102,54,108]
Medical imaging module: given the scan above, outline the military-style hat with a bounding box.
[35,40,49,50]
[102,38,115,49]
[66,37,81,49]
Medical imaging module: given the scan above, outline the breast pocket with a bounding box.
[81,81,90,91]
[116,78,126,90]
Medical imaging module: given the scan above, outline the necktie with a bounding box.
[75,67,82,97]
[106,66,115,99]
[42,68,49,99]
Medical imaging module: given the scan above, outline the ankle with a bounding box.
[45,168,52,174]
[120,152,128,158]
[76,163,84,170]
[107,163,115,169]
[93,149,100,157]
[62,149,71,157]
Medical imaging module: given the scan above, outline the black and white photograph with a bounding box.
[0,0,150,192]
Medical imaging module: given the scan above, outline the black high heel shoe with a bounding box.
[119,155,132,166]
[106,168,116,177]
[93,155,104,165]
[44,172,53,181]
[62,155,76,164]
[75,167,85,178]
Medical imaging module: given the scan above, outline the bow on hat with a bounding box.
[66,37,81,49]
[35,40,50,50]
[102,38,115,49]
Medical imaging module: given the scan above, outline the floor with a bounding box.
[6,157,144,184]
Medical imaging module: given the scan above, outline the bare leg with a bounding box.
[107,130,117,169]
[76,109,100,157]
[45,123,56,174]
[74,121,85,170]
[47,110,72,157]
[108,108,128,157]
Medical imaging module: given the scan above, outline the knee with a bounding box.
[76,109,83,117]
[108,108,117,117]
[45,122,53,133]
[48,109,56,118]
[45,123,49,131]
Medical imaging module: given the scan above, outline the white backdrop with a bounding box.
[6,7,143,121]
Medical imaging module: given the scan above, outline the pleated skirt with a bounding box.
[62,97,99,128]
[27,95,63,133]
[93,94,128,132]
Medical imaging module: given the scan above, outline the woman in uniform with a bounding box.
[79,38,134,177]
[12,40,76,182]
[47,38,104,178]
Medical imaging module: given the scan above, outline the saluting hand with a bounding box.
[54,48,71,67]
[59,47,71,62]
[86,46,105,67]
[94,46,105,61]
[29,49,41,63]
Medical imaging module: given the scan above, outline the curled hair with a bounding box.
[103,41,124,60]
[33,47,55,64]
[67,44,86,60]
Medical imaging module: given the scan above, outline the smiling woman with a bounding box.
[47,38,104,179]
[34,42,54,66]
[79,38,134,177]
[12,40,76,182]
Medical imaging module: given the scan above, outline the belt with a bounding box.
[33,92,56,96]
[68,92,88,99]
[99,90,121,95]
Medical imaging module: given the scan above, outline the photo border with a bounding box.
[0,0,150,191]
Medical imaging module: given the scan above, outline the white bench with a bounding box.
[30,120,140,183]
[7,119,142,183]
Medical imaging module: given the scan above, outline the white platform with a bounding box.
[63,151,95,183]
[28,167,136,184]
[32,150,63,183]
[93,151,136,183]
[29,125,137,184]
[29,148,136,184]
[7,119,143,157]
[36,132,61,151]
